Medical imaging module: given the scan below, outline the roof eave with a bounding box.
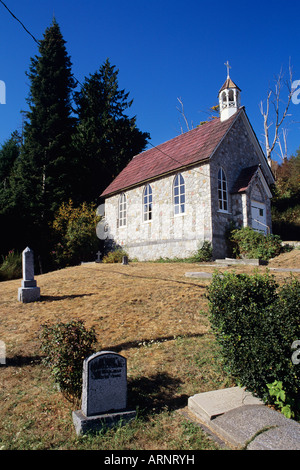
[101,156,211,199]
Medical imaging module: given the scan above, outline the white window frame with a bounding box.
[118,193,127,227]
[173,173,185,215]
[143,184,153,222]
[218,168,228,212]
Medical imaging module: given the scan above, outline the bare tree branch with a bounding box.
[274,128,288,161]
[176,97,191,132]
[260,62,293,166]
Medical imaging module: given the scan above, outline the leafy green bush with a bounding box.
[192,241,213,262]
[267,380,294,419]
[207,272,300,417]
[52,200,100,267]
[0,250,22,281]
[102,248,129,263]
[40,320,97,402]
[230,226,282,261]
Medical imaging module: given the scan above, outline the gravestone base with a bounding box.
[18,286,40,303]
[72,409,136,436]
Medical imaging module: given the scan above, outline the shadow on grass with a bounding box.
[40,293,95,302]
[105,268,207,289]
[127,372,188,417]
[5,355,42,367]
[107,332,206,353]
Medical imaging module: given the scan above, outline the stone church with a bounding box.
[100,69,275,260]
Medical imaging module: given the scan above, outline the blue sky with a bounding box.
[0,0,300,162]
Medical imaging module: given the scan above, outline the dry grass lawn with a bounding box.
[0,252,299,450]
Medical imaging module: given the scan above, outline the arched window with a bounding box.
[218,168,228,212]
[173,173,185,215]
[118,193,127,227]
[143,184,152,221]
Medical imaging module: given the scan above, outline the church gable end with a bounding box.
[208,113,273,258]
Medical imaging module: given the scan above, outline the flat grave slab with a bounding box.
[211,404,300,450]
[188,386,263,424]
[188,386,300,450]
[185,272,213,279]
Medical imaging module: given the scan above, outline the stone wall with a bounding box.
[104,163,212,261]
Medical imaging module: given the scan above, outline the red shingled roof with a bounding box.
[101,109,242,198]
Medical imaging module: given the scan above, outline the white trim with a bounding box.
[118,193,127,228]
[142,183,153,223]
[173,173,186,215]
[217,167,229,212]
[257,167,273,199]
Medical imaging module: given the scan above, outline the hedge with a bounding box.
[207,272,300,417]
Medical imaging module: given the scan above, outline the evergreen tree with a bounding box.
[0,132,22,257]
[0,131,21,191]
[5,20,77,266]
[16,19,77,220]
[73,59,150,202]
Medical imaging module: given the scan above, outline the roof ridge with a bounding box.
[101,108,243,198]
[133,115,221,160]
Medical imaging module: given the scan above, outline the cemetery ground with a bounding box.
[0,251,299,450]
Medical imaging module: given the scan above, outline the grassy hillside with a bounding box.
[0,258,299,450]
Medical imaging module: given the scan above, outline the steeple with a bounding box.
[218,61,241,122]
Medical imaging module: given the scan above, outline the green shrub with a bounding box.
[192,241,213,262]
[102,248,129,263]
[266,380,294,419]
[40,320,97,402]
[0,250,22,281]
[52,200,100,267]
[207,272,300,417]
[230,226,282,261]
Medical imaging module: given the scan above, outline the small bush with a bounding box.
[52,200,100,267]
[40,320,97,402]
[102,248,129,263]
[192,241,213,262]
[230,226,282,261]
[0,250,22,281]
[208,272,300,417]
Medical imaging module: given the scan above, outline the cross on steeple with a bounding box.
[224,60,231,78]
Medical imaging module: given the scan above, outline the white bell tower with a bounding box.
[218,61,241,122]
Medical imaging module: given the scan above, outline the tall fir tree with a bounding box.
[0,132,22,256]
[16,19,77,219]
[0,131,21,190]
[7,19,77,265]
[73,59,150,202]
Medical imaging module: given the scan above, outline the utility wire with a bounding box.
[0,0,40,45]
[0,0,84,87]
[0,0,243,189]
[147,133,237,187]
